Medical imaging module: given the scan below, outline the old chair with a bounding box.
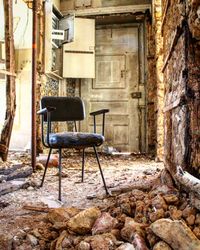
[37,96,109,201]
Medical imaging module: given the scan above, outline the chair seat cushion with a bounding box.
[48,132,104,148]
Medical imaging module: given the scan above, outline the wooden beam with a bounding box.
[62,4,152,17]
[162,25,183,73]
[161,0,170,36]
[31,0,38,171]
[0,69,16,77]
[175,166,200,198]
[163,92,186,112]
[0,0,16,161]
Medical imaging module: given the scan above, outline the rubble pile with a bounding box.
[10,185,200,250]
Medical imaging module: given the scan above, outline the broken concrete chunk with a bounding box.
[152,195,168,210]
[132,233,149,250]
[26,234,38,246]
[77,241,91,250]
[116,243,136,250]
[163,194,179,204]
[55,230,68,250]
[85,233,117,250]
[36,154,59,167]
[92,212,117,235]
[153,241,172,250]
[67,207,101,234]
[0,234,13,250]
[47,207,80,224]
[121,217,146,242]
[182,205,197,218]
[149,208,165,222]
[150,218,200,250]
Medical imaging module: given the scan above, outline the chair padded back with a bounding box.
[41,96,85,122]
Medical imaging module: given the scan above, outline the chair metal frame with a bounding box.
[37,97,109,201]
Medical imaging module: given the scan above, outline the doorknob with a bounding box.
[131,92,142,98]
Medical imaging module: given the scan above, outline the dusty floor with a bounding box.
[0,152,163,238]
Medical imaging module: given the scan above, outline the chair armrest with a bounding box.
[90,109,109,136]
[90,109,109,116]
[37,106,56,115]
[37,106,56,148]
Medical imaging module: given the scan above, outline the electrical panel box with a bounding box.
[59,15,74,44]
[62,18,95,78]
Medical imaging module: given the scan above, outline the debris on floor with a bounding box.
[0,152,199,249]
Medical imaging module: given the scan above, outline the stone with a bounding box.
[151,218,200,250]
[149,185,178,198]
[163,194,179,204]
[116,243,135,250]
[132,233,149,250]
[153,241,172,250]
[35,162,44,171]
[131,189,146,200]
[186,214,196,226]
[152,195,168,210]
[146,228,159,248]
[77,241,91,250]
[47,207,80,224]
[120,202,132,216]
[85,233,117,250]
[135,200,145,215]
[36,154,59,167]
[26,234,38,246]
[149,208,165,222]
[193,227,200,240]
[92,212,117,235]
[169,207,182,220]
[111,229,121,240]
[182,206,197,218]
[195,214,200,225]
[0,234,13,250]
[67,207,101,234]
[55,230,68,250]
[121,217,146,242]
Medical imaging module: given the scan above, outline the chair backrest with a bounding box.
[41,96,85,122]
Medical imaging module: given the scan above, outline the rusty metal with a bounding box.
[31,0,38,171]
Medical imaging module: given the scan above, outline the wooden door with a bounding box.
[81,24,146,153]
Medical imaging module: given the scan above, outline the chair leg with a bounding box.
[41,148,52,187]
[93,146,109,195]
[81,149,85,182]
[58,148,62,201]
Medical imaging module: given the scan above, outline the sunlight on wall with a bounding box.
[0,0,33,151]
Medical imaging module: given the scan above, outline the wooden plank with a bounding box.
[162,25,183,73]
[161,0,170,36]
[0,0,16,161]
[175,166,200,198]
[0,180,26,196]
[0,69,16,77]
[23,205,51,213]
[164,92,186,112]
[62,4,152,16]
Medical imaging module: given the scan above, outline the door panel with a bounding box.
[94,55,125,89]
[81,25,145,152]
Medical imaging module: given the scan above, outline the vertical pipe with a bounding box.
[31,0,38,171]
